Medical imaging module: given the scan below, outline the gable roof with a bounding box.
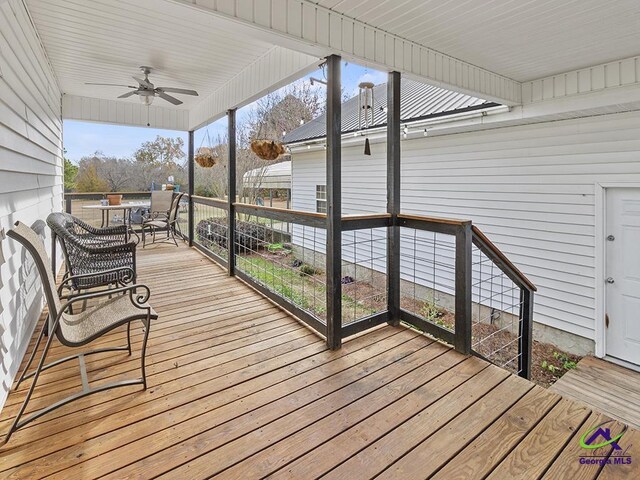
[284,79,498,144]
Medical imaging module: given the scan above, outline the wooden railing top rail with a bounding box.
[343,213,392,221]
[234,203,327,221]
[192,196,227,208]
[64,191,151,198]
[397,213,471,227]
[472,225,537,292]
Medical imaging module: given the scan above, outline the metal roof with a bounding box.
[284,79,498,144]
[243,161,291,189]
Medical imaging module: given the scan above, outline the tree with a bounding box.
[193,82,323,204]
[75,157,108,192]
[63,156,78,192]
[247,82,324,144]
[134,136,185,166]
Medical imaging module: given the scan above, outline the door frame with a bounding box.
[594,182,640,359]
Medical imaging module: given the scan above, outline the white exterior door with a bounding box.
[606,188,640,365]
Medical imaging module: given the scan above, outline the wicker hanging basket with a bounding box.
[250,139,286,161]
[195,147,217,168]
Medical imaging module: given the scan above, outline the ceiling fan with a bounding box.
[85,66,198,106]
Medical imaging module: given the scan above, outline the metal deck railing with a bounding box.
[63,193,536,378]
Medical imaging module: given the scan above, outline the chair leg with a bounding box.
[140,316,151,390]
[15,319,47,388]
[126,322,132,356]
[170,226,178,247]
[2,322,58,446]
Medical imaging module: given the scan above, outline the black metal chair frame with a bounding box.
[1,222,156,446]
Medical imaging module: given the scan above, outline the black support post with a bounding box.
[227,109,237,276]
[519,289,534,379]
[454,221,473,354]
[387,71,401,327]
[325,54,342,350]
[187,130,195,247]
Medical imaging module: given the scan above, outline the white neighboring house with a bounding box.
[285,77,640,362]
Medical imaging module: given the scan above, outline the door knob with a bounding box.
[607,235,615,241]
[606,277,615,284]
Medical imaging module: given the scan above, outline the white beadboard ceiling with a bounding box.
[313,0,640,82]
[25,0,275,109]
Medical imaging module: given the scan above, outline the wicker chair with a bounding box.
[1,221,156,446]
[47,212,137,292]
[141,192,184,247]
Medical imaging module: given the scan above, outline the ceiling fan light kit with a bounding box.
[85,66,198,106]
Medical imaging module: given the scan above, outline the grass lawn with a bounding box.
[236,251,377,324]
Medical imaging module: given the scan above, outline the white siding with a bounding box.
[0,0,62,411]
[291,110,640,342]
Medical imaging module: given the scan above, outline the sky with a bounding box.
[63,62,387,163]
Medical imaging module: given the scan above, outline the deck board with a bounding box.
[1,242,640,479]
[551,356,640,430]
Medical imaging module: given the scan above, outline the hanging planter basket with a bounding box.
[195,129,217,168]
[251,139,286,161]
[195,147,217,168]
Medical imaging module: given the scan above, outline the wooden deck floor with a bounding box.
[1,243,639,479]
[551,356,640,430]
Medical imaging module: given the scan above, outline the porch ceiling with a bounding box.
[315,0,640,82]
[25,0,275,110]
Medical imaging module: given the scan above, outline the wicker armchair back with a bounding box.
[47,212,137,290]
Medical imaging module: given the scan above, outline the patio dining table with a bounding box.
[82,201,150,240]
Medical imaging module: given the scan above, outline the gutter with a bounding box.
[287,105,510,152]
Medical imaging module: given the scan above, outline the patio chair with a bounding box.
[141,192,184,247]
[47,212,137,294]
[143,190,175,223]
[1,221,156,446]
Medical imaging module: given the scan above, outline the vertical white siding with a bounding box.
[291,110,640,343]
[0,0,62,410]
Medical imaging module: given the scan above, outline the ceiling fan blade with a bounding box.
[133,76,154,89]
[85,83,136,88]
[118,91,137,99]
[156,87,199,96]
[157,92,183,105]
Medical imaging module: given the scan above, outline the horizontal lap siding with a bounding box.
[291,110,640,341]
[0,0,62,411]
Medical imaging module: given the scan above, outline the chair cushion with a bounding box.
[61,294,157,344]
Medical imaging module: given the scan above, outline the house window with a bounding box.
[316,185,327,213]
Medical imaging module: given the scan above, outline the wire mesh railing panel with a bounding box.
[193,201,229,260]
[471,243,524,375]
[341,228,388,324]
[235,213,327,326]
[399,227,457,333]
